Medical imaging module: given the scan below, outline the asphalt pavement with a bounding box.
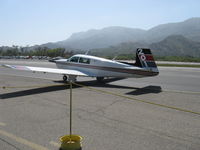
[0,60,200,150]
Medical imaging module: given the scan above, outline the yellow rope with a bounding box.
[73,82,200,116]
[2,82,199,115]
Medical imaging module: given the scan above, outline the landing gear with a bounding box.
[96,77,104,82]
[63,75,77,82]
[63,75,68,82]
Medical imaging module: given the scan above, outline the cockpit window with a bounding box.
[69,57,79,63]
[79,57,90,64]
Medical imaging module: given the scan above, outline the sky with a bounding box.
[0,0,200,46]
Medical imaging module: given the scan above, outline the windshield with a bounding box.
[69,56,79,62]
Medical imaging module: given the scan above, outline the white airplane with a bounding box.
[2,48,159,82]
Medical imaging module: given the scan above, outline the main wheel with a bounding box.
[63,75,68,82]
[96,77,104,82]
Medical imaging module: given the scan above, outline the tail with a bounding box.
[135,48,159,74]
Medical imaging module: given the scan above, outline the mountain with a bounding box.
[2,18,199,57]
[146,18,200,43]
[0,18,200,57]
[41,17,200,50]
[89,35,200,57]
[150,35,200,57]
[89,42,148,57]
[56,27,146,49]
[2,34,199,57]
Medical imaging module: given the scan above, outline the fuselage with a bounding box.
[55,54,158,78]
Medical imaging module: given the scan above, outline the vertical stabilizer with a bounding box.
[135,48,158,72]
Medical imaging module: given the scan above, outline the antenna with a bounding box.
[112,55,118,61]
[85,50,90,55]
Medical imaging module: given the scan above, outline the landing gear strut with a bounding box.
[96,77,104,82]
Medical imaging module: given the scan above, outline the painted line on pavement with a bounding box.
[0,122,6,126]
[49,141,60,148]
[0,129,49,150]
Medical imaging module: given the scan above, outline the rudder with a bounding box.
[135,48,157,69]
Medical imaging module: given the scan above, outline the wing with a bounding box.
[2,64,88,76]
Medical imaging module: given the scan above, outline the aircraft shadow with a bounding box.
[0,79,120,99]
[0,85,68,99]
[125,85,162,95]
[76,78,162,95]
[0,78,162,99]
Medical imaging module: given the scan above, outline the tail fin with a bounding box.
[135,48,158,71]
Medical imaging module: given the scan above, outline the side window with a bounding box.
[69,57,79,63]
[79,57,90,64]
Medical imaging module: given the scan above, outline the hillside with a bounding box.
[56,27,146,49]
[150,35,200,57]
[146,18,200,43]
[89,35,200,57]
[41,18,200,50]
[1,18,200,57]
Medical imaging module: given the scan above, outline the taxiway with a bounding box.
[0,60,200,150]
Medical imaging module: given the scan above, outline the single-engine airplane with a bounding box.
[2,48,159,82]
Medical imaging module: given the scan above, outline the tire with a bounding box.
[63,75,68,82]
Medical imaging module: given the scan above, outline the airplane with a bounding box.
[2,48,159,82]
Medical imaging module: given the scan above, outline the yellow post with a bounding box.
[60,81,82,150]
